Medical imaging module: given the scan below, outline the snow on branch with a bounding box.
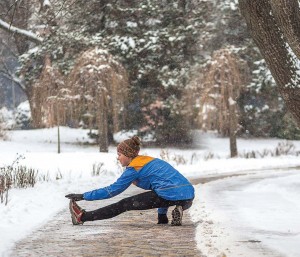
[0,18,43,44]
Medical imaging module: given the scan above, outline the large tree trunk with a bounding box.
[239,0,300,127]
[270,0,300,60]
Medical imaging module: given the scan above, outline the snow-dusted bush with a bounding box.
[0,102,32,131]
[14,101,32,129]
[0,117,5,139]
[0,107,16,131]
[113,130,156,144]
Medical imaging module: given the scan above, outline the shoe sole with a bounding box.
[171,206,183,226]
[69,200,83,225]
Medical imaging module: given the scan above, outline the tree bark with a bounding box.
[239,0,300,127]
[98,91,108,152]
[270,0,300,60]
[229,103,238,157]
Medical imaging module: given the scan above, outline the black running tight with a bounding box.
[81,191,193,222]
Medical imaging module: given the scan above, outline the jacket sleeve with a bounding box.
[83,168,138,201]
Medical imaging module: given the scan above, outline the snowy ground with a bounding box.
[190,170,300,257]
[1,127,300,257]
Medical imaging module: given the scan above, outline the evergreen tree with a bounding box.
[239,59,300,139]
[20,0,206,144]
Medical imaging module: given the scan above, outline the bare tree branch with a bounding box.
[0,70,25,91]
[0,38,18,58]
[0,18,43,44]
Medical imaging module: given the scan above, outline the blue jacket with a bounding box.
[83,156,194,203]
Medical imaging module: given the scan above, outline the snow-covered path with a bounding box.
[191,168,300,257]
[9,186,200,257]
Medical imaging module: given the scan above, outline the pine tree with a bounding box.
[19,0,205,144]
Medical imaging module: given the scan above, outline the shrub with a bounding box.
[0,163,38,205]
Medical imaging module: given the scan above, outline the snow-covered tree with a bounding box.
[17,0,205,144]
[2,0,299,144]
[67,47,129,152]
[239,0,300,128]
[195,47,248,156]
[238,59,300,139]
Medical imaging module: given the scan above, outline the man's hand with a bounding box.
[65,193,84,201]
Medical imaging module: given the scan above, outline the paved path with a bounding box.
[11,187,201,257]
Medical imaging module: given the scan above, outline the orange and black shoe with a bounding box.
[69,200,85,225]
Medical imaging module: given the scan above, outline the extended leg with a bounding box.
[82,191,184,222]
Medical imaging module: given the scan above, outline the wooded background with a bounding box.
[1,0,300,153]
